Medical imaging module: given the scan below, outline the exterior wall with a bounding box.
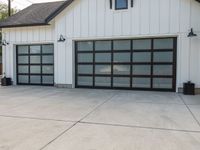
[2,0,200,91]
[2,23,55,84]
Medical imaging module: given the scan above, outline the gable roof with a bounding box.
[0,0,74,28]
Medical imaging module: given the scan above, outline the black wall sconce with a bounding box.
[58,35,66,42]
[110,0,112,9]
[0,39,9,46]
[188,28,197,37]
[131,0,134,7]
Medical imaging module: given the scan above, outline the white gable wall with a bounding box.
[2,0,200,91]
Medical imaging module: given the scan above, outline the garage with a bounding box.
[16,44,54,86]
[75,38,177,91]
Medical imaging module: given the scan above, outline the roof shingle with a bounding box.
[0,0,73,28]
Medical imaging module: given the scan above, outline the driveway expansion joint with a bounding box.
[39,93,117,150]
[79,121,200,133]
[178,94,200,127]
[39,121,79,150]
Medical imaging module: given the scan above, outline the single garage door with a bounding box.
[16,44,54,85]
[75,38,177,91]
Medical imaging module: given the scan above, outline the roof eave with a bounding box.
[45,0,74,23]
[0,23,50,29]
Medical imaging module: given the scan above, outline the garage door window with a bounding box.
[75,38,176,91]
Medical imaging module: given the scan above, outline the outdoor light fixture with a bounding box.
[58,35,66,42]
[188,28,197,37]
[131,0,134,7]
[0,40,9,46]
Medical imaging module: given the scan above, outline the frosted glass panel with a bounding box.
[95,41,111,51]
[18,66,29,73]
[42,56,54,64]
[30,76,41,84]
[42,66,53,74]
[113,65,130,75]
[30,45,40,54]
[18,75,29,83]
[42,45,53,53]
[154,38,173,49]
[133,52,151,62]
[95,53,111,62]
[113,40,131,50]
[78,65,93,74]
[153,78,172,89]
[30,66,41,74]
[154,52,173,62]
[78,77,93,86]
[133,40,151,50]
[78,53,93,62]
[95,77,111,86]
[113,77,130,87]
[18,56,28,64]
[43,76,54,84]
[18,46,28,54]
[95,65,111,74]
[113,53,131,62]
[153,65,173,75]
[77,41,93,51]
[133,65,151,75]
[30,56,40,64]
[132,78,151,88]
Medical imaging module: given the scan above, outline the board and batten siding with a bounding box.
[2,24,55,84]
[2,0,200,90]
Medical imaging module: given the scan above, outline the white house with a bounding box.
[0,0,200,93]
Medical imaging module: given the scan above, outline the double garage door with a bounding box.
[16,44,54,85]
[75,38,177,91]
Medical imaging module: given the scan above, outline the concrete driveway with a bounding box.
[0,86,200,150]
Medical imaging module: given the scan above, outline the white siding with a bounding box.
[2,0,200,90]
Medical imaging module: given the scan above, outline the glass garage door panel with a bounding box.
[76,38,176,91]
[18,75,29,84]
[95,65,111,75]
[17,44,54,85]
[113,53,131,62]
[95,77,111,87]
[78,76,93,86]
[113,65,130,75]
[113,77,130,87]
[153,78,173,89]
[78,65,93,74]
[30,75,41,84]
[132,78,151,88]
[42,76,54,84]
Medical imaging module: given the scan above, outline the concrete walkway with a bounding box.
[0,86,200,150]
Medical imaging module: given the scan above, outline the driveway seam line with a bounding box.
[79,121,200,133]
[0,115,76,123]
[78,94,117,122]
[178,94,200,127]
[39,122,79,150]
[39,93,117,150]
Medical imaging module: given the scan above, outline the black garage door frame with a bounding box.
[75,37,177,92]
[16,44,54,86]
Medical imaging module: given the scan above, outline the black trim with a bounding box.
[75,37,177,92]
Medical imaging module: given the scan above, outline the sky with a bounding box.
[0,0,62,9]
